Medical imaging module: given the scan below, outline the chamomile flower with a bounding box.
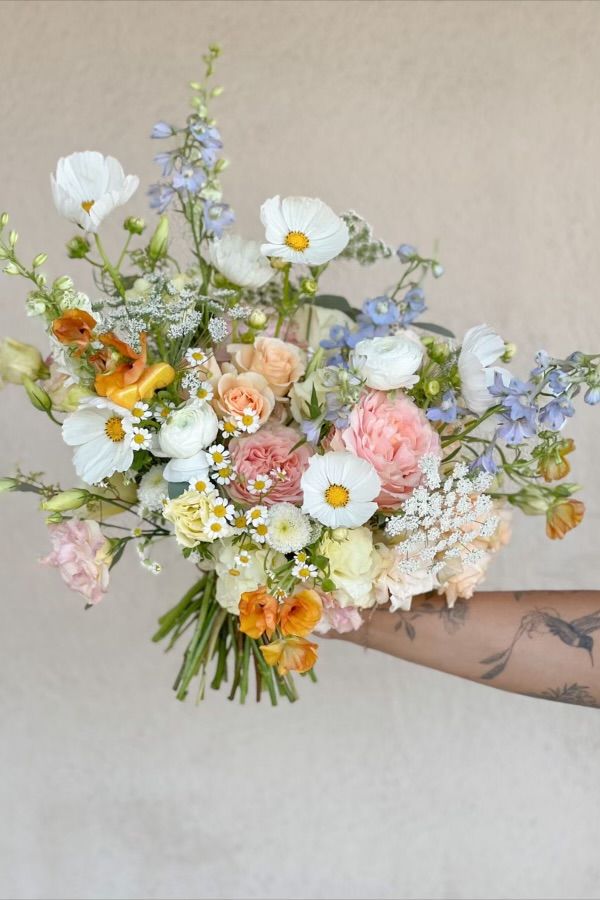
[130,401,151,423]
[213,464,236,485]
[205,517,233,539]
[237,407,260,434]
[210,497,235,521]
[292,560,318,581]
[246,505,268,526]
[235,549,252,567]
[300,450,380,528]
[247,474,273,495]
[219,417,241,438]
[185,346,209,367]
[138,464,169,512]
[193,381,214,403]
[155,400,176,423]
[130,427,153,450]
[230,510,250,534]
[188,474,211,494]
[260,195,349,266]
[207,443,230,467]
[266,503,312,554]
[250,520,269,544]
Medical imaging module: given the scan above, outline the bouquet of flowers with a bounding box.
[2,46,599,705]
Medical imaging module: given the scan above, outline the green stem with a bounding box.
[94,234,125,297]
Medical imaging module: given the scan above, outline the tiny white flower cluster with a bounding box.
[385,455,498,577]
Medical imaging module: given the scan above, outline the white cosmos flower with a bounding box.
[260,195,349,266]
[351,332,424,391]
[51,151,139,233]
[301,450,380,528]
[458,324,510,414]
[207,233,275,289]
[62,398,135,485]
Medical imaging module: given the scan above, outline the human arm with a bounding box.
[332,591,600,707]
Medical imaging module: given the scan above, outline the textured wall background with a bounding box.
[1,1,600,898]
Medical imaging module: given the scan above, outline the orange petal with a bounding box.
[136,362,176,399]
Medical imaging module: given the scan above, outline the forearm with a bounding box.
[338,591,600,707]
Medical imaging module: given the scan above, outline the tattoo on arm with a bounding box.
[527,683,599,708]
[479,605,600,681]
[394,598,469,641]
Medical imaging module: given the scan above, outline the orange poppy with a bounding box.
[260,636,319,676]
[52,308,96,354]
[239,586,278,639]
[279,588,323,637]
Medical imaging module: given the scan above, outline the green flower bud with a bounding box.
[22,375,52,413]
[508,485,552,516]
[0,477,18,494]
[148,214,169,262]
[248,310,267,329]
[240,331,255,344]
[9,230,18,246]
[66,235,91,259]
[45,512,64,525]
[3,262,20,275]
[32,252,48,268]
[214,158,228,173]
[300,278,318,296]
[0,212,9,228]
[42,489,91,512]
[502,342,517,362]
[124,216,146,235]
[269,257,289,271]
[0,338,44,385]
[53,275,74,292]
[425,379,441,398]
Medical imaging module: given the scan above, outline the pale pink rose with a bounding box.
[41,519,111,605]
[438,553,491,608]
[228,424,313,505]
[313,590,363,635]
[334,390,441,507]
[211,365,275,425]
[228,336,306,397]
[374,544,438,611]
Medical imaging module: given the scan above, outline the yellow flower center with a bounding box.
[132,405,145,418]
[228,567,241,577]
[254,523,269,537]
[81,199,95,214]
[241,413,255,427]
[193,479,208,492]
[218,466,233,480]
[132,433,146,446]
[196,387,209,399]
[285,230,310,252]
[233,515,247,529]
[222,421,237,434]
[105,416,126,442]
[298,566,311,578]
[213,504,227,518]
[254,480,266,491]
[212,451,225,464]
[325,483,350,508]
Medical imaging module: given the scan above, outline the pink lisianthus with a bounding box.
[41,519,111,605]
[228,424,313,505]
[313,590,363,635]
[334,390,441,508]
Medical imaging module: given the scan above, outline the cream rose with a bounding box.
[158,400,219,458]
[212,365,275,425]
[351,333,424,391]
[318,527,382,609]
[163,489,228,547]
[228,336,306,398]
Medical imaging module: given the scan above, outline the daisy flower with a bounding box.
[155,400,176,423]
[247,474,273,495]
[213,464,236,485]
[230,510,250,534]
[130,401,151,423]
[260,195,349,266]
[266,503,312,554]
[300,450,380,528]
[210,497,235,521]
[62,398,135,485]
[207,443,230,467]
[193,381,214,403]
[219,417,241,438]
[130,427,153,450]
[250,520,269,544]
[235,549,252,567]
[51,151,139,233]
[205,517,233,539]
[292,561,318,581]
[236,407,260,434]
[246,505,268,526]
[188,474,211,494]
[185,347,209,367]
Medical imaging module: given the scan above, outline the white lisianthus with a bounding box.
[266,503,312,554]
[62,398,135,485]
[158,401,219,458]
[51,151,139,233]
[458,324,510,414]
[138,464,169,512]
[260,195,349,266]
[351,333,424,391]
[319,527,381,609]
[214,540,283,614]
[206,233,274,289]
[301,451,380,528]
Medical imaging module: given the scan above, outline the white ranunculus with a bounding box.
[206,233,274,289]
[163,450,211,483]
[260,195,349,266]
[458,324,509,414]
[351,333,424,391]
[158,401,218,459]
[51,151,139,233]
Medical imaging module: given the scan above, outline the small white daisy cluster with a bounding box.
[206,443,236,485]
[291,550,318,581]
[385,455,499,577]
[218,407,261,439]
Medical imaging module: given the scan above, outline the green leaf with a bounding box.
[313,294,359,321]
[168,481,188,499]
[417,321,455,338]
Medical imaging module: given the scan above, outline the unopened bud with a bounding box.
[124,216,146,235]
[0,477,18,494]
[66,235,90,259]
[54,275,73,291]
[426,379,441,398]
[300,278,318,296]
[502,342,517,362]
[42,489,91,512]
[0,212,8,228]
[431,262,444,279]
[3,262,20,275]
[148,214,169,262]
[45,512,64,525]
[269,257,289,271]
[32,253,48,268]
[22,375,52,413]
[248,310,267,329]
[8,230,18,247]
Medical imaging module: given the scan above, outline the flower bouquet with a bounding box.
[2,46,599,705]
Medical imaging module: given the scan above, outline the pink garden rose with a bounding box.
[41,519,111,605]
[228,424,313,505]
[313,591,363,635]
[334,390,441,507]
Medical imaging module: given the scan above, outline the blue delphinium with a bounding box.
[148,183,176,213]
[189,123,223,166]
[397,243,417,263]
[426,390,459,424]
[399,287,426,326]
[203,201,235,237]
[153,152,175,177]
[538,397,574,431]
[585,385,600,405]
[150,121,175,139]
[172,165,206,194]
[470,443,499,475]
[362,296,399,327]
[496,409,538,445]
[489,372,536,420]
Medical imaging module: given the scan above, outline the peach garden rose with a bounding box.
[228,336,306,397]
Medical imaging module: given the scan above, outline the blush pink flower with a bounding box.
[228,336,306,397]
[228,424,313,505]
[313,590,363,635]
[41,519,111,605]
[334,390,441,508]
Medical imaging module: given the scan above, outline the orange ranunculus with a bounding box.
[239,586,278,639]
[279,588,323,637]
[52,308,97,354]
[539,439,575,483]
[546,499,585,540]
[94,332,175,409]
[260,636,319,676]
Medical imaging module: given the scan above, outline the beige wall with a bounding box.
[1,1,600,897]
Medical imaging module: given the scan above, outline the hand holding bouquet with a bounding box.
[2,46,598,705]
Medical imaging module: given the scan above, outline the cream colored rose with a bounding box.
[228,336,306,398]
[214,539,284,614]
[374,543,438,611]
[289,369,329,423]
[318,526,382,608]
[163,489,228,547]
[212,365,275,425]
